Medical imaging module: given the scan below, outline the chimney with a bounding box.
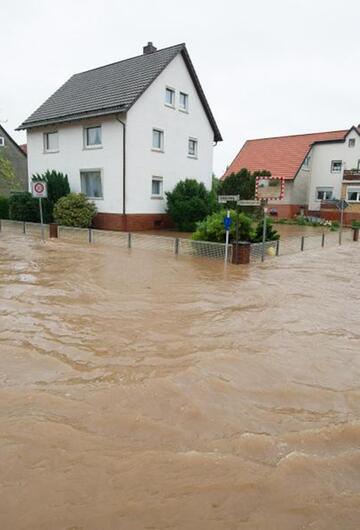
[143,42,157,55]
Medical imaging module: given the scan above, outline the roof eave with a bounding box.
[17,105,127,130]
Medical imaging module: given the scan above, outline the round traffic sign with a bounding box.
[34,182,45,194]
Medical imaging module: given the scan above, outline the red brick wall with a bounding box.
[267,203,303,219]
[319,209,360,224]
[92,213,173,231]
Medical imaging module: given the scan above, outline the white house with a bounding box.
[18,42,222,230]
[223,125,360,221]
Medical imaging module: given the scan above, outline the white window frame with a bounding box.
[165,87,175,108]
[152,128,164,152]
[0,137,4,147]
[347,186,360,202]
[316,187,333,201]
[188,137,198,158]
[302,155,311,169]
[179,92,189,112]
[43,131,59,153]
[84,125,102,149]
[331,160,342,173]
[80,168,103,199]
[348,138,356,148]
[151,176,163,198]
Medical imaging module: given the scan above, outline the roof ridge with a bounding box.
[246,129,348,142]
[74,43,185,77]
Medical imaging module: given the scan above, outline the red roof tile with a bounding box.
[223,130,349,180]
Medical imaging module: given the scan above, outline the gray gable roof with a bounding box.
[18,43,222,141]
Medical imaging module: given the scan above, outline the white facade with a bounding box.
[303,129,360,211]
[26,54,215,217]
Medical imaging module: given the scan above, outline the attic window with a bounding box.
[44,131,59,152]
[85,126,102,148]
[165,87,175,107]
[348,138,356,148]
[331,160,342,173]
[0,137,4,147]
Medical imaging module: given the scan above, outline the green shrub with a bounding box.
[192,209,253,243]
[32,170,70,223]
[9,192,40,222]
[53,193,97,228]
[166,179,216,232]
[0,196,9,219]
[252,218,280,243]
[351,220,360,228]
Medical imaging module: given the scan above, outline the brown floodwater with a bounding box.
[0,231,360,530]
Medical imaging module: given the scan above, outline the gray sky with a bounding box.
[2,0,360,176]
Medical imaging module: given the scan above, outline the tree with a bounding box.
[253,218,280,242]
[53,193,97,227]
[0,152,21,193]
[166,179,216,232]
[32,170,70,223]
[217,168,272,199]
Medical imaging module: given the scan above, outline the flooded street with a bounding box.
[1,231,360,530]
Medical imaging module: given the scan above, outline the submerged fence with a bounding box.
[0,220,231,262]
[0,219,357,264]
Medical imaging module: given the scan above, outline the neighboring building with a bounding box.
[0,125,28,196]
[18,42,222,230]
[223,126,360,221]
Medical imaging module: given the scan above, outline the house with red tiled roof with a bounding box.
[223,126,360,220]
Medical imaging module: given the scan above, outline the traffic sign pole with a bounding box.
[261,201,268,262]
[339,203,344,246]
[224,209,230,264]
[39,197,45,242]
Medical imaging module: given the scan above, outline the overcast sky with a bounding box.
[2,0,360,176]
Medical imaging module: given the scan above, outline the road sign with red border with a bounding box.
[255,176,285,201]
[32,181,48,198]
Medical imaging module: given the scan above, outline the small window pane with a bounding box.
[180,92,188,110]
[152,178,162,196]
[188,139,197,156]
[0,137,5,147]
[347,188,360,201]
[152,129,163,150]
[45,132,58,151]
[331,160,342,172]
[165,88,174,106]
[348,138,355,147]
[81,171,103,198]
[86,126,102,146]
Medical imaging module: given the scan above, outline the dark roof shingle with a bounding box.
[18,43,222,141]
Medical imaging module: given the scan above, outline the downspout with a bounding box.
[116,116,126,216]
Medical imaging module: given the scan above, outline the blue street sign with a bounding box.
[224,216,232,230]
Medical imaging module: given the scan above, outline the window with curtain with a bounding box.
[85,126,102,147]
[152,129,164,150]
[188,138,198,157]
[44,131,58,152]
[180,92,189,111]
[80,170,103,198]
[152,177,163,197]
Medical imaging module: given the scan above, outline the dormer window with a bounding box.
[165,87,175,107]
[348,138,356,148]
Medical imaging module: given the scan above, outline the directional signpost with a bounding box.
[31,181,48,241]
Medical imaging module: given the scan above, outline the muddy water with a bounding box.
[0,232,360,530]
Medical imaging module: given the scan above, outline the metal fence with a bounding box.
[249,228,355,262]
[0,220,231,262]
[0,219,356,265]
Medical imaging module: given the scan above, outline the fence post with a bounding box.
[174,238,179,255]
[276,239,280,256]
[322,232,325,247]
[88,227,93,243]
[128,232,132,249]
[49,223,58,238]
[0,219,1,231]
[23,221,26,234]
[301,236,305,251]
[353,228,359,242]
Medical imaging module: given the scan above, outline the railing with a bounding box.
[0,220,232,262]
[0,219,357,264]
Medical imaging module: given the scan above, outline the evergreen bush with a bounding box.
[9,192,40,222]
[53,193,97,228]
[0,196,9,219]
